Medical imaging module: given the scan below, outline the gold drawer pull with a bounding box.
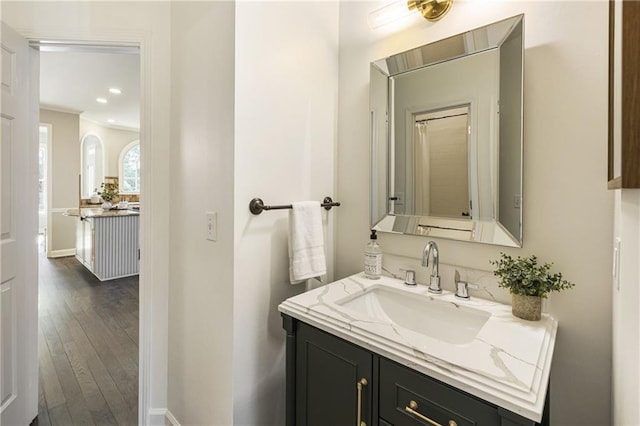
[405,400,457,426]
[356,378,368,426]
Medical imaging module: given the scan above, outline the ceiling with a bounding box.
[39,49,140,131]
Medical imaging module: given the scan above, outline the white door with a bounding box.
[1,22,39,426]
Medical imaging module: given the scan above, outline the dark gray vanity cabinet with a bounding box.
[293,320,374,426]
[282,315,549,426]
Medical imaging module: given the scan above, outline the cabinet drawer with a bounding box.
[379,358,500,426]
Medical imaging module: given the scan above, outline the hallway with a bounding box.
[35,251,139,426]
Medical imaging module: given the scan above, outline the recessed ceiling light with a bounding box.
[107,119,115,123]
[109,88,122,95]
[96,97,108,104]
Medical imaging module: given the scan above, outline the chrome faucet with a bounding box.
[422,241,441,294]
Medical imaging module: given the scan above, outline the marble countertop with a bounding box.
[278,273,557,422]
[65,208,140,218]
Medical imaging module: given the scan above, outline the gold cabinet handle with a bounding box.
[356,378,368,426]
[405,400,457,426]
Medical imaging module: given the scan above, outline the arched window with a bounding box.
[119,140,140,193]
[81,134,104,198]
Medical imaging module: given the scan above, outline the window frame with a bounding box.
[80,133,105,198]
[118,139,141,194]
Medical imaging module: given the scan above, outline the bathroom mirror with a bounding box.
[370,15,523,247]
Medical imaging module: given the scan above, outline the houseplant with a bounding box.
[97,182,119,209]
[490,253,575,321]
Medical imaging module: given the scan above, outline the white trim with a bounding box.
[146,409,166,426]
[39,103,82,115]
[137,32,156,426]
[27,38,41,422]
[15,23,163,426]
[165,409,181,426]
[81,115,139,132]
[147,408,180,426]
[40,122,53,258]
[147,408,181,426]
[48,249,76,258]
[118,139,140,194]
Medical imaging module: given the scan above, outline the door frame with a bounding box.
[39,122,53,256]
[17,30,158,425]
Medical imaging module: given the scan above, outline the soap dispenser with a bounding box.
[364,230,382,279]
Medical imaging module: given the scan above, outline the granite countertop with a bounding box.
[65,208,140,218]
[278,273,557,422]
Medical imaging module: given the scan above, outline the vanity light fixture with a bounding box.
[96,97,108,104]
[408,0,453,22]
[368,0,413,29]
[109,87,122,94]
[107,119,115,124]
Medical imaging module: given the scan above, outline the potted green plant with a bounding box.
[97,182,119,209]
[490,253,575,321]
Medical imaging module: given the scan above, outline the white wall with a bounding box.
[336,2,613,425]
[168,2,235,424]
[233,2,339,425]
[2,2,172,422]
[80,118,139,179]
[39,108,79,254]
[612,190,640,424]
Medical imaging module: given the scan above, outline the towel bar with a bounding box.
[249,197,340,215]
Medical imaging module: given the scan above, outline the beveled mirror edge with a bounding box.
[510,17,525,246]
[369,14,524,248]
[372,14,524,77]
[372,215,521,247]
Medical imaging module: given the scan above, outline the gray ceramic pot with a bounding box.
[511,293,542,321]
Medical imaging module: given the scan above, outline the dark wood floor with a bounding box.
[34,252,139,426]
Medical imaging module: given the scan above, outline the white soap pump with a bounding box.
[364,230,382,279]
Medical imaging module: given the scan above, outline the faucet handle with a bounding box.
[454,279,479,300]
[400,269,417,286]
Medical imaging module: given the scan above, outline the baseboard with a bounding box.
[165,409,181,426]
[147,408,181,426]
[48,248,76,258]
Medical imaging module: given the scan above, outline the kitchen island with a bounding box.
[66,208,140,281]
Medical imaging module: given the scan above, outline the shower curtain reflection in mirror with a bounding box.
[412,106,470,219]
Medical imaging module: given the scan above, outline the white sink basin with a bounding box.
[336,286,490,345]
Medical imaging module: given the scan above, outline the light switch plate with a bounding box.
[206,211,217,242]
[513,195,521,208]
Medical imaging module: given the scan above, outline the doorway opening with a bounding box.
[36,42,142,424]
[412,106,471,219]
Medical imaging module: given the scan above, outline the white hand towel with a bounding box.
[288,201,326,284]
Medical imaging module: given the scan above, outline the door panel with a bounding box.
[1,117,12,238]
[1,23,21,424]
[1,282,16,409]
[1,21,39,426]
